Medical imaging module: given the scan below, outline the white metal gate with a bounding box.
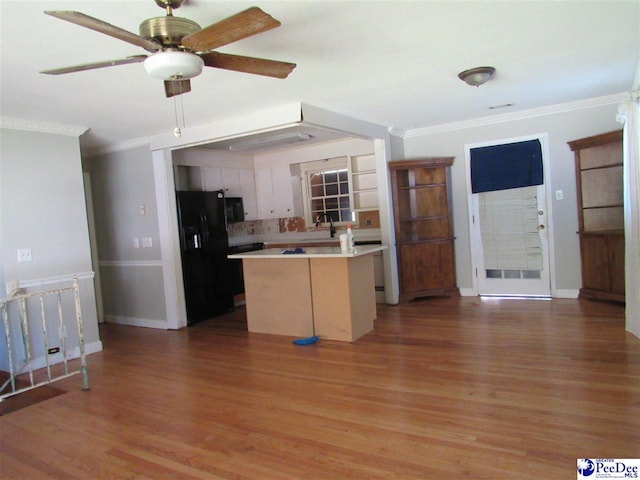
[0,277,89,401]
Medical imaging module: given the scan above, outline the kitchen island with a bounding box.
[228,245,386,342]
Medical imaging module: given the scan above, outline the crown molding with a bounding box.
[0,116,88,137]
[399,93,630,138]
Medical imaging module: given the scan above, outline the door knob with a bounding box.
[539,224,545,230]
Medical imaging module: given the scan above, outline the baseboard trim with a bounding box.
[458,288,579,299]
[554,289,580,299]
[105,315,168,330]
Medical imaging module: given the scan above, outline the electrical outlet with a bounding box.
[17,248,32,262]
[139,205,146,215]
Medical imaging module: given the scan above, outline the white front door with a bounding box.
[466,134,554,297]
[471,184,551,296]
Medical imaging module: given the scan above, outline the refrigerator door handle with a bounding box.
[199,211,209,244]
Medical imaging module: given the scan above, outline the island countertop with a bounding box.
[228,245,386,259]
[230,243,384,341]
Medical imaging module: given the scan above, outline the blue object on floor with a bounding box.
[293,335,319,345]
[282,247,305,255]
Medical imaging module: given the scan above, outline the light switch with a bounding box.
[139,205,146,215]
[141,237,152,248]
[133,238,140,248]
[17,248,32,262]
[555,190,564,200]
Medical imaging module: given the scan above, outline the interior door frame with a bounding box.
[83,172,104,323]
[464,133,558,297]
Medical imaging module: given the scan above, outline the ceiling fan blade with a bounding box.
[181,6,280,53]
[45,11,161,52]
[40,55,148,75]
[200,51,296,79]
[164,79,191,98]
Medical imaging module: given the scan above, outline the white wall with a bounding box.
[402,102,622,294]
[84,145,168,329]
[0,128,101,367]
[173,147,255,169]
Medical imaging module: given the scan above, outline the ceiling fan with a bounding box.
[40,0,296,98]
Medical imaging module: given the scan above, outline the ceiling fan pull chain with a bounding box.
[179,87,186,128]
[173,91,181,138]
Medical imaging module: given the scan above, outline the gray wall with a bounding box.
[401,103,622,292]
[84,145,167,327]
[0,128,101,364]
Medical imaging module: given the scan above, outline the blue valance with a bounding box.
[470,139,543,193]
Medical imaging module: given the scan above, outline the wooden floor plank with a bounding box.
[1,297,638,479]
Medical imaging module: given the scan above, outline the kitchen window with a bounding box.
[301,157,354,226]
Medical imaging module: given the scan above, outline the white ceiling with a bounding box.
[1,1,638,155]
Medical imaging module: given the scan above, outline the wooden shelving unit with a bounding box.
[389,157,459,301]
[568,130,624,303]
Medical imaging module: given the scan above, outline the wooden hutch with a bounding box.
[389,158,459,301]
[568,130,624,303]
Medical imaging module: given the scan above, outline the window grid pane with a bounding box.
[309,168,351,223]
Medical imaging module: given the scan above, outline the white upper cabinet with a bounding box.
[222,168,242,196]
[256,168,276,218]
[202,166,224,191]
[201,166,259,220]
[271,165,294,218]
[239,169,258,220]
[255,166,294,219]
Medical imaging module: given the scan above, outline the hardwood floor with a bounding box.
[1,297,638,479]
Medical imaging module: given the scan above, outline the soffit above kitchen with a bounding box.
[196,125,358,155]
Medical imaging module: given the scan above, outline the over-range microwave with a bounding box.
[225,196,244,223]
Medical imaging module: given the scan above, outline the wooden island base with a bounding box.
[237,247,383,342]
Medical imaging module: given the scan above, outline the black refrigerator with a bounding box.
[176,190,236,324]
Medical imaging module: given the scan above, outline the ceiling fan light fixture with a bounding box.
[458,66,496,87]
[144,50,204,80]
